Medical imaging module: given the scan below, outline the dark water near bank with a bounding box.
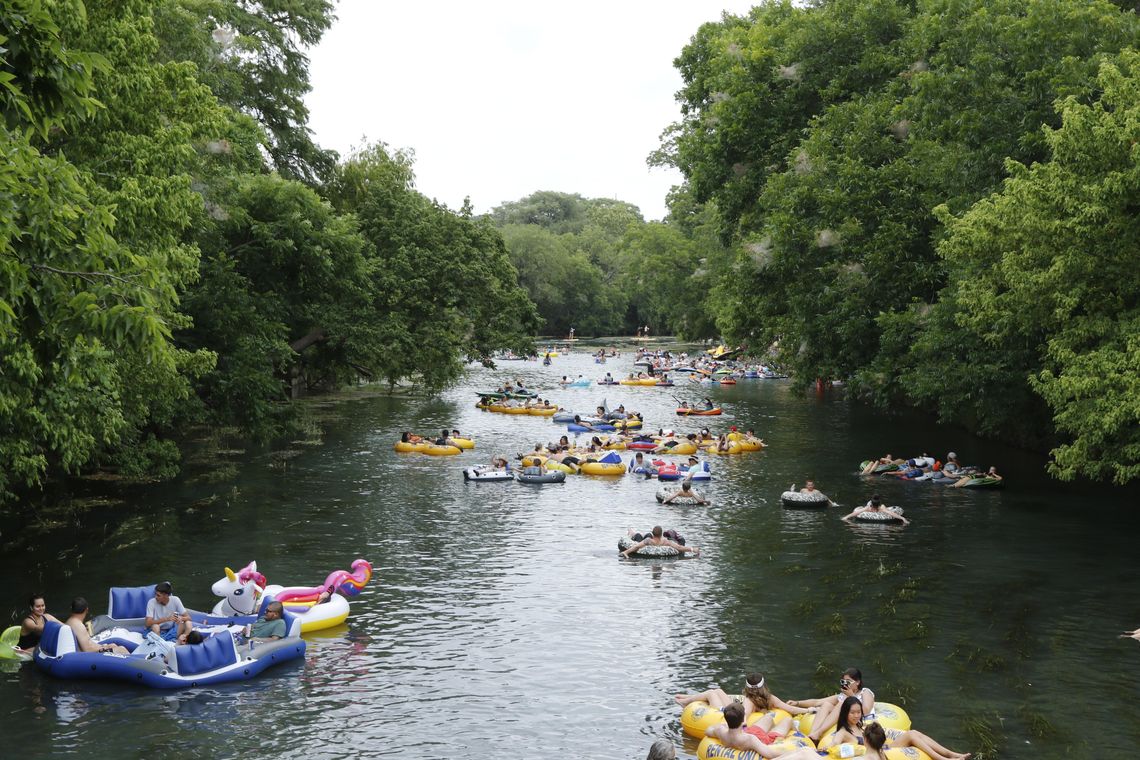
[1,341,1136,758]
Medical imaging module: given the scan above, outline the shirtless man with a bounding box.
[705,703,818,759]
[67,598,129,654]
[663,481,709,505]
[621,526,700,557]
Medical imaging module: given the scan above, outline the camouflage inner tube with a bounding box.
[780,490,831,509]
[617,536,682,557]
[854,506,905,523]
[656,487,702,504]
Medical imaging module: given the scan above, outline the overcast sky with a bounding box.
[304,1,758,221]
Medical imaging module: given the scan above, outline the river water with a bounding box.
[1,341,1136,758]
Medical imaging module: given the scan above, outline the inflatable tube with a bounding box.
[628,441,657,451]
[526,407,557,417]
[579,462,626,476]
[656,487,704,504]
[423,444,462,456]
[795,702,911,736]
[958,476,1003,489]
[393,441,426,452]
[662,442,698,456]
[1,625,32,661]
[552,411,576,423]
[682,703,801,740]
[617,536,683,558]
[677,408,723,416]
[781,490,832,509]
[276,592,351,632]
[449,437,475,449]
[705,443,742,455]
[544,460,576,474]
[697,732,815,760]
[859,460,902,474]
[597,380,620,385]
[567,423,616,433]
[516,468,566,484]
[853,506,906,523]
[613,419,643,430]
[619,379,640,386]
[463,466,513,482]
[737,439,764,452]
[657,462,712,481]
[601,440,627,450]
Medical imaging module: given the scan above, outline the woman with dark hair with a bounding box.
[788,667,875,743]
[18,594,59,652]
[822,696,971,760]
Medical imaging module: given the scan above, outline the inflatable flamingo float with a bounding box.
[211,559,373,633]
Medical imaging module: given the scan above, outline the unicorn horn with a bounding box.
[225,567,237,582]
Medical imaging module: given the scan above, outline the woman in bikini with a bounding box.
[18,594,60,653]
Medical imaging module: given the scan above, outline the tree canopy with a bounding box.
[658,0,1140,482]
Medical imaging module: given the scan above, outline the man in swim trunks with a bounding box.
[705,703,805,758]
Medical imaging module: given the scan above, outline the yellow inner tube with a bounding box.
[527,407,557,416]
[697,731,815,760]
[450,437,475,449]
[393,441,426,452]
[423,444,462,456]
[579,461,625,476]
[664,442,698,455]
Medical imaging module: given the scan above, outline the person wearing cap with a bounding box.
[146,581,193,640]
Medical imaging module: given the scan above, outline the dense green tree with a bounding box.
[328,143,539,389]
[899,51,1140,483]
[181,173,372,438]
[151,0,338,184]
[0,0,206,498]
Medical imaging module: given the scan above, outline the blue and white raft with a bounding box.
[34,585,305,688]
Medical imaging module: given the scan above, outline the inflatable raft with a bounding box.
[36,606,304,689]
[677,407,723,416]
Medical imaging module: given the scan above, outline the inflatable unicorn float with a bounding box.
[212,558,373,634]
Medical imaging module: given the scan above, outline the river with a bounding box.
[1,340,1135,758]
